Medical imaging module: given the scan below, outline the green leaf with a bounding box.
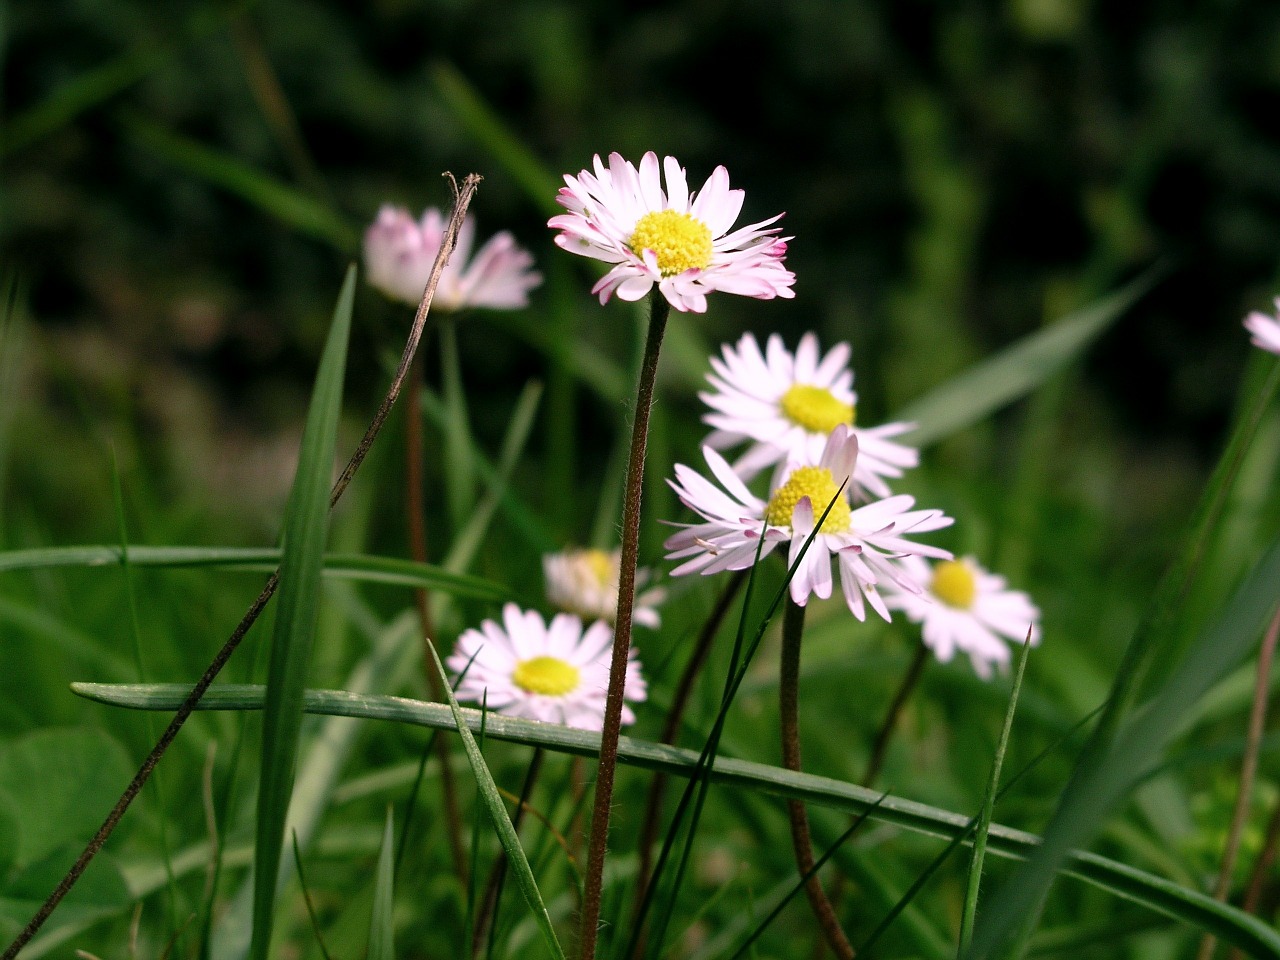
[118,113,357,251]
[75,681,1280,959]
[366,809,396,960]
[898,269,1160,447]
[425,642,566,960]
[250,265,354,960]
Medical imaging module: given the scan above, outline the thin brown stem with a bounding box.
[780,597,855,960]
[1198,602,1279,960]
[633,569,747,912]
[863,643,929,788]
[405,352,468,884]
[1227,795,1280,960]
[0,173,482,960]
[578,292,670,960]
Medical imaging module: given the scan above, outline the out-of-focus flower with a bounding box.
[363,205,541,309]
[882,555,1041,679]
[701,332,918,499]
[447,603,646,730]
[1244,298,1280,356]
[663,425,953,621]
[543,547,664,629]
[547,151,795,313]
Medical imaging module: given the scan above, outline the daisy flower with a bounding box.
[543,547,665,629]
[363,205,542,309]
[447,603,646,730]
[1244,298,1280,356]
[882,555,1041,679]
[701,332,918,499]
[663,425,954,621]
[547,151,795,313]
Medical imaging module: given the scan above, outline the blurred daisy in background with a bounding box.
[883,555,1041,679]
[701,332,917,499]
[363,205,541,309]
[664,425,953,620]
[548,151,794,313]
[543,546,665,628]
[448,603,646,730]
[1244,298,1280,356]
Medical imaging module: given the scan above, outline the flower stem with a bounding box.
[780,597,855,960]
[404,351,469,885]
[863,643,929,787]
[578,291,670,960]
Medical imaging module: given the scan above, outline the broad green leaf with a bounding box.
[425,642,567,960]
[366,809,396,960]
[118,113,356,250]
[74,680,1280,959]
[898,269,1159,447]
[250,266,354,960]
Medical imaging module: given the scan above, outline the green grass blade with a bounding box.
[898,269,1160,447]
[75,682,1280,958]
[965,537,1280,960]
[118,113,357,250]
[958,634,1033,954]
[249,266,354,960]
[292,831,336,960]
[425,641,567,960]
[0,546,516,602]
[438,320,478,532]
[367,809,396,960]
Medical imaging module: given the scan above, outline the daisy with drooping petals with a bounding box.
[543,547,665,629]
[701,332,918,500]
[1244,298,1280,356]
[663,425,954,621]
[447,603,646,730]
[547,152,795,313]
[882,555,1041,679]
[364,205,542,309]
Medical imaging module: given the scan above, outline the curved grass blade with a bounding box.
[367,809,396,960]
[898,268,1161,447]
[118,113,356,250]
[249,266,354,960]
[74,681,1280,958]
[425,641,566,960]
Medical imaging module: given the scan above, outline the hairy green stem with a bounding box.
[578,291,669,960]
[780,597,855,960]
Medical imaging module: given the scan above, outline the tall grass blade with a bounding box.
[249,266,354,960]
[439,320,478,531]
[898,269,1160,447]
[367,809,396,960]
[425,641,567,960]
[76,680,1280,958]
[958,634,1033,954]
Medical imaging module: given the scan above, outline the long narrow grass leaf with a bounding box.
[291,831,335,960]
[249,266,354,960]
[75,681,1280,958]
[425,642,567,960]
[367,809,396,960]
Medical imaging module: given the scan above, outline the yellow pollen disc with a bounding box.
[628,210,714,276]
[512,656,580,697]
[779,384,855,433]
[931,560,977,609]
[764,466,852,533]
[583,549,616,587]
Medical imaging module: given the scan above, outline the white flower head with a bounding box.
[701,331,919,499]
[447,603,646,730]
[1244,298,1280,356]
[543,547,665,629]
[363,205,542,310]
[547,151,795,313]
[663,425,954,621]
[883,555,1041,679]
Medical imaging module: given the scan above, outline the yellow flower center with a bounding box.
[779,384,856,433]
[764,466,852,533]
[512,656,580,697]
[583,548,616,587]
[628,210,714,276]
[930,560,976,609]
